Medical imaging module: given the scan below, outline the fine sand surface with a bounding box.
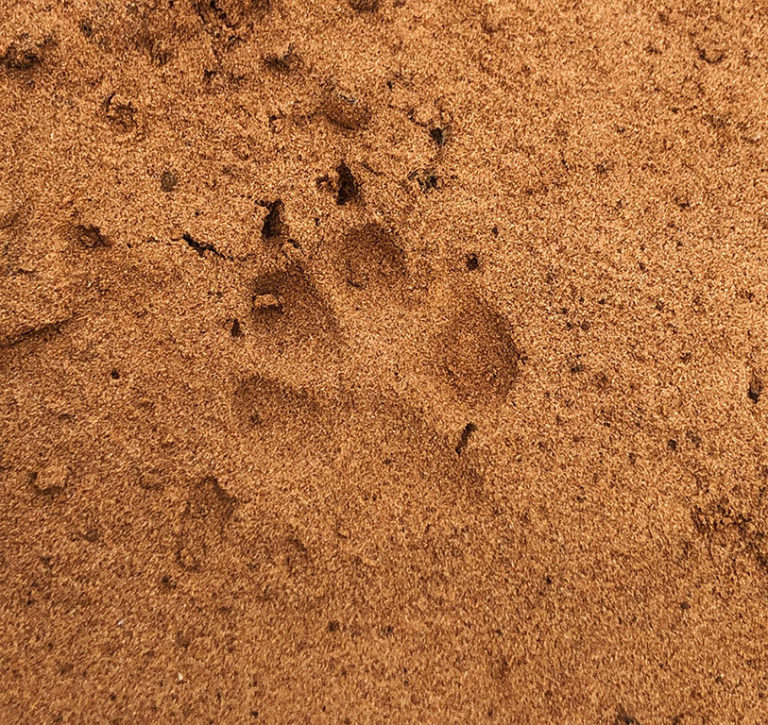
[2,0,768,722]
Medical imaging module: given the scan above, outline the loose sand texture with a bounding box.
[2,0,768,722]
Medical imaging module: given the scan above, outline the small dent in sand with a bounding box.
[433,297,521,403]
[72,223,110,249]
[27,462,70,497]
[408,168,439,193]
[696,45,726,65]
[176,476,237,572]
[160,170,178,192]
[335,223,408,294]
[193,0,271,32]
[322,86,372,131]
[348,0,379,11]
[250,263,337,337]
[232,374,323,432]
[264,45,300,73]
[0,33,53,71]
[104,93,137,134]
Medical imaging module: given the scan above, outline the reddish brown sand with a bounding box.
[2,0,768,722]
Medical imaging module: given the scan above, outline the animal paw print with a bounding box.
[232,212,523,457]
[174,213,522,576]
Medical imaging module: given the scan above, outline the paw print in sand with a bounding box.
[173,203,523,574]
[233,205,524,459]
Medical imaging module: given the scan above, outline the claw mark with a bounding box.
[455,422,477,455]
[336,162,360,205]
[258,199,289,242]
[183,232,228,259]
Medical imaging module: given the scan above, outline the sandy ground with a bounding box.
[2,0,768,722]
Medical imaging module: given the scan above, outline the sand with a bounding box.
[2,0,768,722]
